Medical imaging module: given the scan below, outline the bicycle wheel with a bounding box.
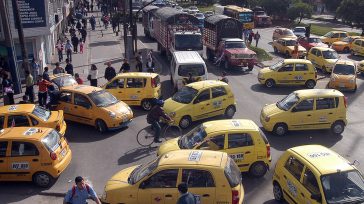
[137,126,155,147]
[163,125,182,140]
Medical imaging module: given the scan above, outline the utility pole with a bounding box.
[129,0,134,55]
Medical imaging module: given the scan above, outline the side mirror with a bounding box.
[139,181,146,189]
[193,99,200,104]
[291,107,297,112]
[311,194,322,202]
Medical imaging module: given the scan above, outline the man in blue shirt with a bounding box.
[63,176,101,204]
[177,183,197,204]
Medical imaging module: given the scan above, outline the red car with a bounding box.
[298,37,328,50]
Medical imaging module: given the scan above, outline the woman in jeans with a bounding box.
[89,64,98,87]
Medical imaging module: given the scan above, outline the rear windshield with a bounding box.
[294,28,306,32]
[52,75,78,87]
[224,157,242,187]
[178,64,205,77]
[41,130,61,152]
[32,106,51,121]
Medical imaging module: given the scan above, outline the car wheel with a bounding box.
[33,172,55,188]
[274,47,278,53]
[305,80,316,89]
[249,162,267,177]
[179,116,191,129]
[96,119,108,133]
[343,47,350,53]
[273,182,284,202]
[273,123,287,136]
[224,105,236,119]
[265,79,275,88]
[331,121,345,136]
[141,99,152,111]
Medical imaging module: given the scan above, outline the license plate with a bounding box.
[339,83,345,88]
[60,148,67,157]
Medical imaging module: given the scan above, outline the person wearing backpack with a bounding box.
[63,176,101,204]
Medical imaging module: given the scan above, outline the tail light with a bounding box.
[344,96,348,108]
[315,71,317,79]
[56,124,61,131]
[50,152,57,160]
[232,190,239,204]
[266,144,271,158]
[151,78,156,88]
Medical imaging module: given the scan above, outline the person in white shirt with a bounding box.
[89,64,98,87]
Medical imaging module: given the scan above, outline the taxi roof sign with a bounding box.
[8,105,17,111]
[307,152,331,158]
[23,128,38,136]
[231,120,241,127]
[188,151,202,162]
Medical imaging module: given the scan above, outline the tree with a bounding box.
[260,0,291,18]
[337,0,364,35]
[322,0,342,12]
[220,0,246,6]
[287,1,313,23]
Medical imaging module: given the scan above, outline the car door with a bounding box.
[181,169,216,203]
[289,98,315,130]
[226,132,255,172]
[331,33,340,43]
[192,89,212,120]
[6,115,31,128]
[57,91,76,121]
[359,40,364,55]
[314,97,337,129]
[7,141,41,181]
[308,48,318,67]
[301,167,322,204]
[125,78,146,105]
[315,50,324,68]
[137,169,179,204]
[277,40,284,53]
[281,156,305,204]
[0,141,9,180]
[104,77,125,102]
[293,63,310,85]
[211,86,228,116]
[276,63,294,84]
[73,93,93,125]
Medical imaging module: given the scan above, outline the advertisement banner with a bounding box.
[14,0,47,28]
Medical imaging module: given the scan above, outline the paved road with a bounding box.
[1,22,364,204]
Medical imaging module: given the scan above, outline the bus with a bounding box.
[221,5,254,30]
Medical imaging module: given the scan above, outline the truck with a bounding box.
[204,14,257,70]
[153,7,203,59]
[142,5,159,39]
[252,7,272,27]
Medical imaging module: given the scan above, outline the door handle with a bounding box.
[118,92,122,93]
[165,194,172,198]
[32,159,39,162]
[206,103,210,106]
[137,91,141,93]
[307,114,311,116]
[245,151,251,154]
[202,194,210,197]
[223,99,226,101]
[0,160,3,163]
[301,193,305,197]
[74,106,78,108]
[329,113,333,115]
[288,74,292,75]
[283,175,287,179]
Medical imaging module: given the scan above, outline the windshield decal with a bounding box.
[23,128,38,136]
[8,105,17,111]
[308,152,330,158]
[188,151,202,162]
[231,120,241,127]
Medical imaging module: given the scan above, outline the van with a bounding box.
[170,51,208,91]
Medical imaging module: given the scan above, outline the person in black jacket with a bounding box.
[119,59,130,73]
[71,35,79,53]
[146,99,172,143]
[177,183,197,204]
[104,62,116,81]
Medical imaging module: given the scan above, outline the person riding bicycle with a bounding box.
[147,99,172,143]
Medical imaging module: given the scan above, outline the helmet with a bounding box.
[153,98,164,107]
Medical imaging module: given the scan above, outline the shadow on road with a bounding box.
[0,182,53,203]
[250,84,298,96]
[118,146,158,165]
[89,40,120,47]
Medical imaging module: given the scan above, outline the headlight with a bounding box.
[265,116,270,122]
[109,111,116,118]
[169,112,176,118]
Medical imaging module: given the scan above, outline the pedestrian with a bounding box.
[254,31,261,47]
[37,75,52,107]
[65,40,73,61]
[177,183,197,204]
[82,18,87,29]
[293,42,299,59]
[55,39,64,62]
[90,15,96,30]
[47,84,60,110]
[119,59,130,73]
[80,27,87,42]
[184,72,195,85]
[25,70,35,103]
[71,35,79,53]
[63,176,101,204]
[220,71,229,84]
[90,3,94,12]
[53,62,65,75]
[146,99,172,143]
[136,53,143,72]
[65,59,74,76]
[89,64,98,86]
[146,57,154,72]
[112,17,117,33]
[2,73,14,105]
[31,58,40,81]
[75,73,83,84]
[76,20,82,31]
[19,95,30,104]
[104,62,116,81]
[43,67,50,81]
[248,30,254,46]
[69,26,76,36]
[305,24,311,38]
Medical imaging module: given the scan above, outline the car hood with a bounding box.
[157,138,180,156]
[324,59,339,65]
[259,67,274,75]
[225,48,256,55]
[103,101,133,116]
[262,103,285,118]
[104,166,137,194]
[332,41,348,46]
[163,98,186,114]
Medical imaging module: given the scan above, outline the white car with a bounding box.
[293,27,306,37]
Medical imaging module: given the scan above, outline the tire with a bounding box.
[249,162,267,177]
[273,47,278,54]
[163,125,182,140]
[95,119,107,133]
[179,116,192,129]
[273,123,288,136]
[33,172,55,188]
[248,64,254,71]
[141,99,152,111]
[331,121,345,136]
[265,79,275,88]
[137,126,155,146]
[273,182,284,202]
[305,80,316,89]
[343,47,350,53]
[224,105,236,119]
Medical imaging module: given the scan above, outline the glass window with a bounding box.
[32,106,51,121]
[106,78,124,89]
[51,75,77,88]
[29,116,39,126]
[303,168,320,194]
[278,64,294,72]
[316,98,337,110]
[0,142,8,157]
[88,90,118,107]
[293,99,314,112]
[316,50,322,57]
[59,92,72,103]
[197,135,225,150]
[332,33,340,38]
[340,33,348,38]
[211,87,227,98]
[172,86,198,104]
[74,94,92,108]
[180,125,208,149]
[127,78,146,88]
[354,40,361,46]
[11,142,39,156]
[277,92,300,111]
[7,115,30,127]
[178,64,205,77]
[0,116,4,129]
[41,130,61,152]
[194,89,210,103]
[143,169,178,188]
[182,169,215,187]
[295,64,308,71]
[224,157,242,187]
[228,133,253,148]
[284,156,304,180]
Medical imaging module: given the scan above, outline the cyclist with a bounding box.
[147,99,172,143]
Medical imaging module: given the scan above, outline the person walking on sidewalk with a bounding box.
[65,40,73,61]
[79,39,84,54]
[25,70,35,103]
[120,59,130,73]
[2,73,14,105]
[104,62,116,81]
[37,75,52,107]
[56,39,64,62]
[65,59,74,76]
[136,52,143,72]
[248,30,254,46]
[254,31,261,47]
[63,176,101,204]
[71,35,79,53]
[43,67,50,81]
[31,58,40,81]
[90,15,96,30]
[53,62,65,75]
[80,27,87,42]
[89,64,98,86]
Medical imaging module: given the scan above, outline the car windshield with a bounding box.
[333,64,355,75]
[225,41,247,48]
[178,64,205,77]
[321,170,364,204]
[129,158,159,184]
[277,92,300,111]
[239,12,253,23]
[32,105,51,121]
[255,11,265,16]
[51,75,78,87]
[324,32,333,37]
[283,30,295,36]
[88,90,118,107]
[175,34,203,51]
[323,51,339,59]
[294,28,305,32]
[179,125,207,149]
[172,86,198,104]
[285,40,297,46]
[342,37,351,43]
[270,60,284,70]
[309,38,322,43]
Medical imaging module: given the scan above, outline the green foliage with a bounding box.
[249,46,273,62]
[259,0,291,17]
[287,1,313,22]
[220,0,246,6]
[322,0,343,12]
[337,0,364,33]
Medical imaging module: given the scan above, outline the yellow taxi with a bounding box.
[351,38,364,57]
[331,36,362,53]
[0,127,72,187]
[54,85,133,133]
[272,28,297,41]
[0,104,67,136]
[157,119,271,177]
[260,89,347,136]
[163,80,236,129]
[358,60,364,75]
[272,145,364,204]
[320,31,348,45]
[307,47,339,73]
[328,60,357,92]
[101,150,245,204]
[103,72,161,111]
[272,38,306,58]
[49,73,78,90]
[258,59,317,89]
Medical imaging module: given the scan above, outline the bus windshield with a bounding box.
[239,12,253,23]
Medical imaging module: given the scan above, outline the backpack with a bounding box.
[71,184,90,199]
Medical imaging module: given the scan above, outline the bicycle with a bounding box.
[137,121,182,147]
